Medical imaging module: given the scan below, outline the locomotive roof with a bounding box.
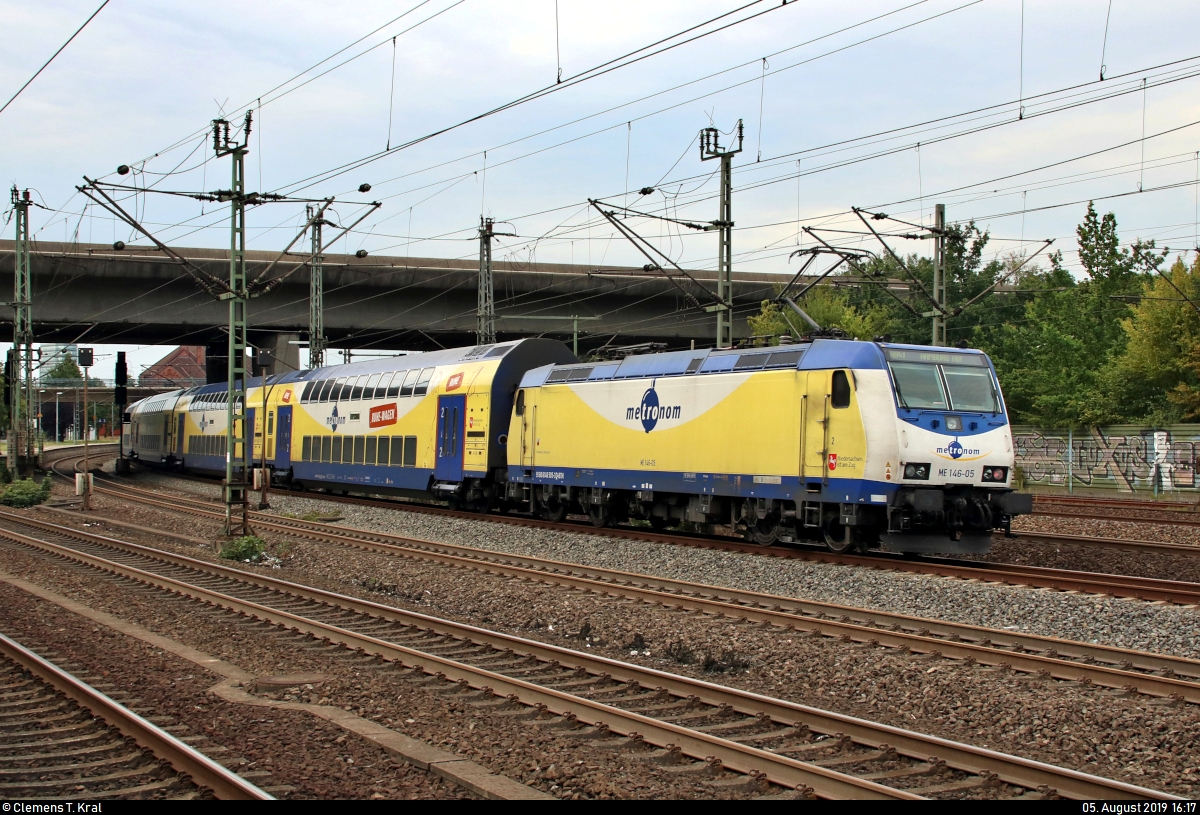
[519,339,988,388]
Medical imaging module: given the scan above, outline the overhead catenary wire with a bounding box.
[271,0,811,195]
[39,6,1200,339]
[1100,0,1115,80]
[387,37,398,150]
[0,0,111,117]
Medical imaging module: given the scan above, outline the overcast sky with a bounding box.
[2,0,1199,375]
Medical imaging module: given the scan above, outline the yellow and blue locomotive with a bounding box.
[503,339,1030,554]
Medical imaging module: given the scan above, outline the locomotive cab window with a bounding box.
[831,370,852,409]
[942,366,1000,413]
[515,389,525,416]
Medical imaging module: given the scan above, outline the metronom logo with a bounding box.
[626,387,681,433]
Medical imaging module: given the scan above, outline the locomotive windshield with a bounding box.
[885,350,1000,413]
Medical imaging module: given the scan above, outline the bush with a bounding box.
[0,477,50,508]
[219,535,267,562]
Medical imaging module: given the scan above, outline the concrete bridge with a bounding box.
[0,240,870,374]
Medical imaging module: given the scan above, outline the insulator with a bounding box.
[112,241,125,251]
[358,183,372,193]
[355,249,368,258]
[117,165,130,175]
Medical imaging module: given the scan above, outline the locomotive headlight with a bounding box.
[982,467,1009,482]
[945,415,963,431]
[904,463,931,480]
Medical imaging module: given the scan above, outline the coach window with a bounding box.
[321,435,332,463]
[339,378,353,402]
[353,436,365,464]
[385,372,402,398]
[403,435,417,467]
[331,436,343,463]
[365,374,381,399]
[831,370,852,409]
[316,380,332,402]
[365,436,377,464]
[301,437,312,461]
[400,369,419,397]
[349,376,364,400]
[391,436,405,466]
[515,389,525,416]
[301,381,315,402]
[414,368,434,396]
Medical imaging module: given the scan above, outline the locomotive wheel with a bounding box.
[746,518,780,546]
[542,498,568,523]
[586,505,611,528]
[823,521,857,554]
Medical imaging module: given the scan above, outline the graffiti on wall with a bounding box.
[1013,425,1199,492]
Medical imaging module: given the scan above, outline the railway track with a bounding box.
[77,465,1200,605]
[0,629,271,800]
[1034,495,1199,512]
[108,456,1200,566]
[30,484,1200,702]
[0,511,1175,801]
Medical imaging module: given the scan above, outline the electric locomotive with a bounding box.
[503,339,1031,554]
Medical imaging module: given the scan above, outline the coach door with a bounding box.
[275,406,292,467]
[434,394,465,481]
[247,408,257,462]
[176,414,186,459]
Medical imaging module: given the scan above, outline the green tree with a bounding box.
[984,203,1165,425]
[747,285,890,342]
[44,357,83,384]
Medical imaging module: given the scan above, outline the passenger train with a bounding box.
[126,337,1032,554]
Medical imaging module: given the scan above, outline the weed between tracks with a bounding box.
[664,640,750,673]
[219,535,293,567]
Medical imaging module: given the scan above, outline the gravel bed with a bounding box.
[1014,513,1200,547]
[120,469,1200,660]
[30,475,1200,795]
[0,524,768,800]
[977,537,1200,585]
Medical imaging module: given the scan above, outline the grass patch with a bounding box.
[279,511,343,522]
[0,476,52,508]
[219,535,268,562]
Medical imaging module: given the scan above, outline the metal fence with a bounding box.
[1013,425,1200,495]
